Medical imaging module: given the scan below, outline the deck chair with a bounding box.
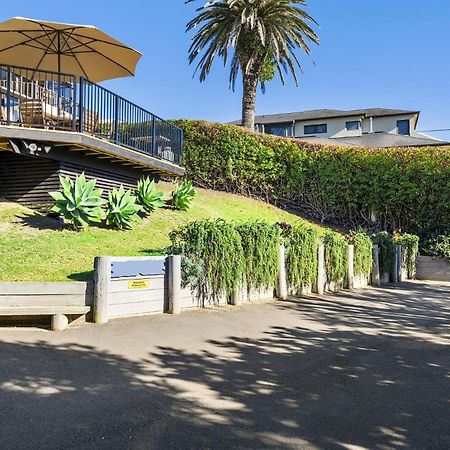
[82,109,99,134]
[19,99,56,128]
[0,106,6,124]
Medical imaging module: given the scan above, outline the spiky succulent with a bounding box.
[136,177,166,213]
[171,180,196,212]
[49,173,106,229]
[106,185,143,230]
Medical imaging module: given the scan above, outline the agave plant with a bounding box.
[106,186,143,230]
[171,180,196,211]
[136,177,166,213]
[49,173,106,229]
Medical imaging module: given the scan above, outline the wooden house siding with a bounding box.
[0,153,59,210]
[0,151,152,211]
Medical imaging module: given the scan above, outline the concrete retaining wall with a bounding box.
[109,275,168,319]
[416,256,450,282]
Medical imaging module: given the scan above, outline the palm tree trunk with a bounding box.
[241,71,259,130]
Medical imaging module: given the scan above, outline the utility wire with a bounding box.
[417,128,450,133]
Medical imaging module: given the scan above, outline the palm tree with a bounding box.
[186,0,319,130]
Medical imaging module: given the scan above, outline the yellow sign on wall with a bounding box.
[128,280,150,290]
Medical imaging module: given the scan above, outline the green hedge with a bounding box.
[174,120,450,233]
[170,219,377,300]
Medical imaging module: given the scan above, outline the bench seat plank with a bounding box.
[0,306,90,316]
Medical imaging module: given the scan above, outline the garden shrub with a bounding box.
[372,232,396,276]
[285,225,321,288]
[174,120,450,233]
[236,221,281,290]
[348,231,373,278]
[169,219,245,302]
[323,231,348,283]
[394,232,420,275]
[422,234,450,262]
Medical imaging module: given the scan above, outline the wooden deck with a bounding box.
[0,125,185,177]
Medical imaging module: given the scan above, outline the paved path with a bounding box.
[0,281,449,449]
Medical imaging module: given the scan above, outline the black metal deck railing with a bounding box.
[0,64,183,165]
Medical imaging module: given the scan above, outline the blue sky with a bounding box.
[2,1,450,138]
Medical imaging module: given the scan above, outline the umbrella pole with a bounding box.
[57,31,61,118]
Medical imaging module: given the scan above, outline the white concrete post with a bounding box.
[396,245,403,282]
[93,256,111,324]
[347,245,355,290]
[392,245,399,284]
[372,245,381,287]
[169,255,182,315]
[51,314,69,332]
[231,287,243,305]
[317,244,325,295]
[276,244,288,301]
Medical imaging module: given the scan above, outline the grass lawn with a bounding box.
[0,183,325,282]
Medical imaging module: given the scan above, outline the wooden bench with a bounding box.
[0,306,91,331]
[0,282,93,331]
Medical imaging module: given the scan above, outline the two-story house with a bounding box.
[232,108,445,147]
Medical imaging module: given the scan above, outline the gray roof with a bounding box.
[300,132,447,148]
[229,108,420,125]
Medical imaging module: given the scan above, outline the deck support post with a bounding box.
[169,255,182,315]
[93,256,111,324]
[276,245,288,300]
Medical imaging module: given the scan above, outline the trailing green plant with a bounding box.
[171,180,196,211]
[169,219,244,302]
[421,233,450,262]
[394,232,420,276]
[348,231,373,278]
[236,221,281,290]
[173,120,450,233]
[49,173,106,230]
[105,186,142,230]
[136,177,166,213]
[285,225,321,288]
[371,232,396,276]
[323,231,348,283]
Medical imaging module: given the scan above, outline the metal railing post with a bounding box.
[114,95,120,144]
[79,77,85,133]
[151,115,156,156]
[6,66,11,126]
[179,129,184,164]
[72,76,77,132]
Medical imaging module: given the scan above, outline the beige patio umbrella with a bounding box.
[0,17,142,82]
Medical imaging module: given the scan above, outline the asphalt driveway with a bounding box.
[0,281,449,449]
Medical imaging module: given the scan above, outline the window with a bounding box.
[346,121,360,131]
[397,120,410,135]
[304,124,327,135]
[265,124,294,137]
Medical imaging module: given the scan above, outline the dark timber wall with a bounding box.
[0,150,153,211]
[0,153,59,209]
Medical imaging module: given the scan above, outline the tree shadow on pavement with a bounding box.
[0,282,449,449]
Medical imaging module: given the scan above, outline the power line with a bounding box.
[417,128,450,133]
